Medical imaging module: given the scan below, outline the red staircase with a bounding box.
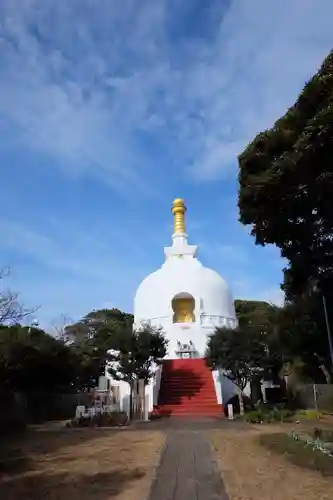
[154,358,223,417]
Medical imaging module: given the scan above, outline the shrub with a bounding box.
[245,409,264,423]
[66,411,128,428]
[149,413,163,420]
[149,409,172,420]
[245,406,295,424]
[271,407,295,423]
[297,409,324,420]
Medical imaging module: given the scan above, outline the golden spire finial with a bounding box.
[171,198,187,234]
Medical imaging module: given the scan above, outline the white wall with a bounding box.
[144,365,162,412]
[105,369,160,415]
[212,370,223,404]
[217,371,239,405]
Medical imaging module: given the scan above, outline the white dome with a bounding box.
[133,197,236,357]
[134,255,235,323]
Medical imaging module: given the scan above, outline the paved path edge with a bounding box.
[143,431,169,500]
[207,438,230,500]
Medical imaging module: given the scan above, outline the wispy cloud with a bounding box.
[186,1,333,180]
[1,0,332,189]
[0,0,169,193]
[0,215,151,325]
[0,0,332,324]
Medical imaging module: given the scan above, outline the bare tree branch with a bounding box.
[50,313,74,342]
[0,267,38,325]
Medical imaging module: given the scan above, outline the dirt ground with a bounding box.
[0,427,165,500]
[211,423,333,500]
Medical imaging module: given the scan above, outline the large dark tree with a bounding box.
[0,308,138,394]
[238,50,333,301]
[234,298,333,386]
[235,300,285,384]
[64,308,134,344]
[278,295,332,383]
[0,325,75,392]
[235,299,277,329]
[65,309,134,390]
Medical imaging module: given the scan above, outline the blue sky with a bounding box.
[0,0,332,330]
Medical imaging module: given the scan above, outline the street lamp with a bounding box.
[311,281,333,367]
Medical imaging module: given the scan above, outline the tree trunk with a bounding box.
[129,382,133,420]
[238,387,245,416]
[250,376,263,406]
[319,364,332,384]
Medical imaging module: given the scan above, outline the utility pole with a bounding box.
[310,280,333,370]
[321,294,333,367]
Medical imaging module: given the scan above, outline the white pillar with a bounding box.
[227,403,234,420]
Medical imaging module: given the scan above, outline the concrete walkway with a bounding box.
[147,429,229,500]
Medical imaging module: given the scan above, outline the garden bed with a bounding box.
[211,426,333,500]
[244,406,295,424]
[259,432,333,477]
[244,405,326,425]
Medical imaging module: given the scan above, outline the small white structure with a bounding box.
[106,198,242,414]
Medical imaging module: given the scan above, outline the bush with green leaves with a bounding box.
[297,409,324,420]
[245,406,295,424]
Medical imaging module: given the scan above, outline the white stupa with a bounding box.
[105,198,240,416]
[134,198,237,358]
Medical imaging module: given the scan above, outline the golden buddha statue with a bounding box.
[172,297,195,323]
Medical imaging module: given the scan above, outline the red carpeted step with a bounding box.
[154,358,223,417]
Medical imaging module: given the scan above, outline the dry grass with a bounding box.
[0,426,165,500]
[211,424,333,500]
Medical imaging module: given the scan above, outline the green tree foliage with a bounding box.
[107,323,168,385]
[64,308,133,344]
[235,299,277,329]
[278,294,332,383]
[65,309,134,390]
[107,323,168,418]
[238,50,333,300]
[234,297,333,385]
[65,309,167,393]
[235,300,285,382]
[0,308,139,394]
[0,325,75,392]
[206,326,266,413]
